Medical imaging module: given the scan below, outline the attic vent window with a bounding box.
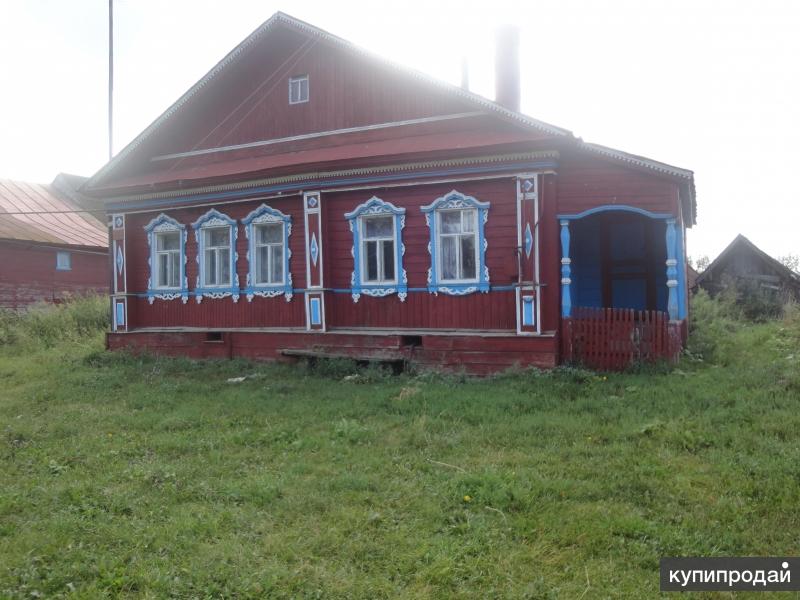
[289,75,309,104]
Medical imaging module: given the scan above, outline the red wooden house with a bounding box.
[86,13,695,373]
[0,174,108,309]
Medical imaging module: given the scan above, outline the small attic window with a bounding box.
[289,75,309,104]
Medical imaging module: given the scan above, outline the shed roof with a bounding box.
[0,176,107,248]
[695,234,800,288]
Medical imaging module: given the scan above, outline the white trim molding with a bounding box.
[144,213,189,304]
[344,196,407,302]
[191,208,239,303]
[421,190,490,295]
[242,203,293,301]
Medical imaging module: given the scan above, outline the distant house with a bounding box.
[0,174,108,309]
[84,12,696,372]
[694,234,800,301]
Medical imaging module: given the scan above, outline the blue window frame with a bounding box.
[144,213,188,304]
[56,251,71,271]
[421,190,490,295]
[192,209,239,303]
[242,203,292,302]
[344,196,407,302]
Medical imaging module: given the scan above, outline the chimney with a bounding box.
[460,56,470,91]
[494,25,520,112]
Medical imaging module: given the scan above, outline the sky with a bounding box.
[1,0,798,261]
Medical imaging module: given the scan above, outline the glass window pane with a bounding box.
[364,216,393,238]
[158,253,168,287]
[270,246,283,283]
[440,211,461,234]
[365,240,379,281]
[300,78,309,101]
[208,227,229,247]
[462,210,476,233]
[461,235,476,279]
[441,236,458,280]
[157,231,179,251]
[219,249,230,285]
[382,240,394,281]
[205,250,217,285]
[169,251,180,287]
[257,246,270,284]
[258,223,282,245]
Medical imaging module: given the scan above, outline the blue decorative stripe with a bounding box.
[132,285,517,299]
[106,160,559,211]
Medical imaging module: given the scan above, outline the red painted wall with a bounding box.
[556,155,681,217]
[0,240,108,309]
[124,178,529,331]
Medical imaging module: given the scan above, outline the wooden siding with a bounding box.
[0,240,108,309]
[100,26,554,189]
[123,178,533,332]
[556,155,681,217]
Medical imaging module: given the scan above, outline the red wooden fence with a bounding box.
[562,307,682,370]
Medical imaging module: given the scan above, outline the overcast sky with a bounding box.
[1,0,798,261]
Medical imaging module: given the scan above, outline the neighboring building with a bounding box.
[86,12,696,372]
[694,234,800,301]
[0,174,108,309]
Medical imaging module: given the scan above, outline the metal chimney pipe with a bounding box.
[495,25,520,112]
[460,56,470,91]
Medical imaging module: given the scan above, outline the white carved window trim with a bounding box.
[191,209,239,303]
[242,203,293,302]
[344,196,407,303]
[289,75,309,104]
[421,190,490,296]
[144,213,188,304]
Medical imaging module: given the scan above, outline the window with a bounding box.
[438,209,477,281]
[421,190,490,295]
[202,227,231,287]
[192,209,239,303]
[242,204,292,301]
[155,231,181,288]
[144,213,188,303]
[254,222,284,285]
[344,196,407,302]
[361,215,396,283]
[56,251,71,271]
[289,75,309,104]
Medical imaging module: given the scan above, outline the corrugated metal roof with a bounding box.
[0,178,107,248]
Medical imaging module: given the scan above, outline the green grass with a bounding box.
[1,298,800,598]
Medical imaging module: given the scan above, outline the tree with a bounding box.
[778,253,799,273]
[689,255,710,272]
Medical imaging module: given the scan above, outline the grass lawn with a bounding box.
[1,304,800,598]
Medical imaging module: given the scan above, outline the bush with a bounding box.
[688,289,741,363]
[0,295,109,350]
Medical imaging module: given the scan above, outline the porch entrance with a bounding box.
[558,205,687,369]
[570,212,667,312]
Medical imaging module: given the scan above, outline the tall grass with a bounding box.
[0,295,108,350]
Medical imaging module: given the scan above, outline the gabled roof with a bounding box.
[0,176,107,248]
[85,11,570,191]
[84,11,696,223]
[695,234,800,287]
